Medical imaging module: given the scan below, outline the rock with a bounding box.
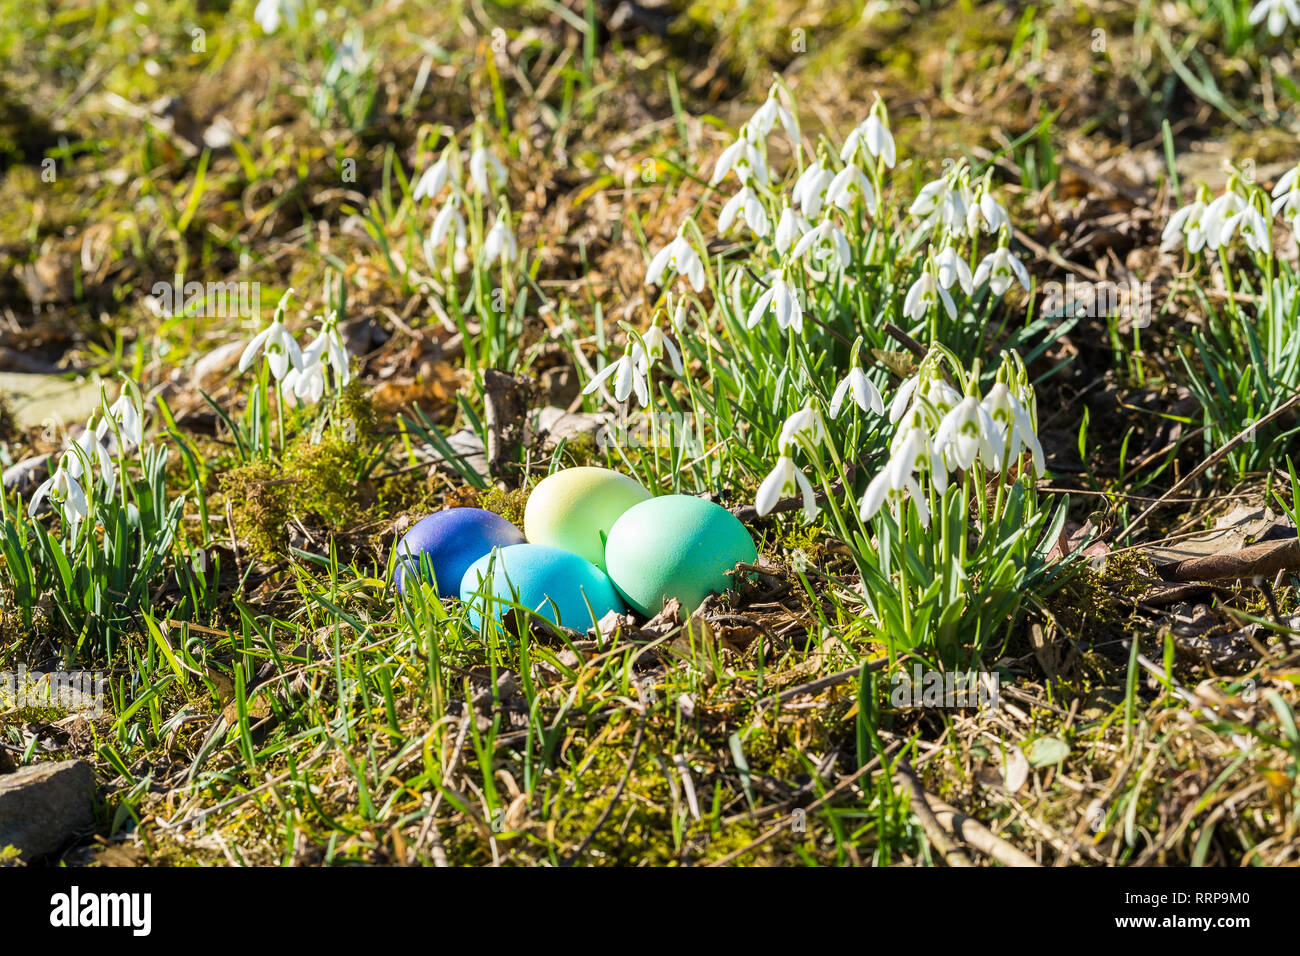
[3,454,51,495]
[0,372,106,430]
[0,760,97,862]
[535,406,613,449]
[420,428,489,482]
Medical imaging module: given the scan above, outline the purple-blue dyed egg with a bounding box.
[459,543,625,630]
[394,508,525,598]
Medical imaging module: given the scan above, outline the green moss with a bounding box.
[476,486,528,527]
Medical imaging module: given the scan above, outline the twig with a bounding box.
[922,792,1041,867]
[883,322,929,361]
[892,760,974,866]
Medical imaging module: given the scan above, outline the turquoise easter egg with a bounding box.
[604,495,757,616]
[459,543,626,630]
[523,467,651,571]
[394,508,525,598]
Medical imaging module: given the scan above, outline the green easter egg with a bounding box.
[524,467,651,571]
[604,494,758,616]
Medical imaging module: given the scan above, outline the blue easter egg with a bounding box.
[394,508,525,598]
[459,543,626,630]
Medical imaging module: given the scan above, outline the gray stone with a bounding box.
[3,454,51,495]
[535,406,612,449]
[0,759,97,862]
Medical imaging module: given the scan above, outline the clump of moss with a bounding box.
[334,378,380,446]
[282,435,361,529]
[221,435,373,561]
[219,383,389,560]
[219,460,291,561]
[477,486,528,527]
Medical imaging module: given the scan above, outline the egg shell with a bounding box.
[459,543,626,630]
[604,495,757,616]
[394,508,525,598]
[523,467,651,571]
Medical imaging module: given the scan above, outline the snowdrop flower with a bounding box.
[826,163,877,216]
[889,375,920,424]
[1161,191,1211,253]
[910,169,968,236]
[469,145,507,195]
[981,382,1045,477]
[749,89,800,146]
[633,323,683,376]
[65,428,116,496]
[28,459,88,528]
[1272,165,1300,225]
[747,271,804,333]
[860,433,938,527]
[840,100,895,169]
[482,213,517,266]
[315,312,351,387]
[646,232,707,291]
[1202,189,1245,250]
[239,292,302,381]
[860,466,929,528]
[792,160,833,218]
[1221,200,1272,254]
[966,179,1009,236]
[718,185,770,237]
[778,402,825,453]
[973,243,1031,295]
[791,218,852,271]
[889,424,947,490]
[1249,0,1300,35]
[925,377,964,418]
[428,195,467,251]
[904,261,957,321]
[281,336,328,404]
[829,367,884,418]
[669,298,690,332]
[325,30,367,82]
[775,204,811,255]
[254,0,298,34]
[756,455,818,520]
[934,245,974,295]
[584,349,649,407]
[96,392,142,450]
[934,395,999,471]
[711,129,769,187]
[413,146,459,201]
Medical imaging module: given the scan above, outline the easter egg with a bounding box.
[459,543,626,630]
[523,467,651,571]
[604,495,757,616]
[394,508,525,598]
